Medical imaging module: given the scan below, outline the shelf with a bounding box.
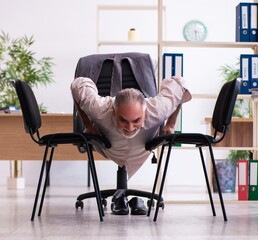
[97,1,258,159]
[205,117,253,123]
[98,41,158,47]
[192,93,252,99]
[97,4,165,50]
[192,94,217,99]
[97,5,165,11]
[205,117,253,148]
[161,41,258,49]
[98,40,258,50]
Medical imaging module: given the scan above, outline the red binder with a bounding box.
[238,160,249,200]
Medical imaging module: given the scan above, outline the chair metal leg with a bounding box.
[46,161,50,187]
[31,146,49,221]
[38,147,55,217]
[147,145,165,217]
[86,145,104,221]
[153,143,173,222]
[208,145,228,221]
[87,161,91,187]
[199,147,216,217]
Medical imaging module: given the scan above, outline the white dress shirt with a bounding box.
[71,76,191,178]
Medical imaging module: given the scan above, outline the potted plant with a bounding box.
[212,63,251,193]
[0,31,54,111]
[0,31,54,187]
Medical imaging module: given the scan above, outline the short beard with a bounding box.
[117,128,141,139]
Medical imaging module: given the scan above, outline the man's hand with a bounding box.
[161,104,182,135]
[161,125,174,135]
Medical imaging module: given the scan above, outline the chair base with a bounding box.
[75,188,163,209]
[76,166,164,209]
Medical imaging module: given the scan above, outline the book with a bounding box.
[249,3,258,42]
[248,159,258,200]
[250,54,258,89]
[238,159,249,200]
[236,3,250,42]
[162,53,183,141]
[240,54,251,94]
[162,53,183,78]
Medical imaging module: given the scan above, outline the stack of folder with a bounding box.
[162,53,183,139]
[240,54,258,94]
[236,2,258,42]
[238,159,258,200]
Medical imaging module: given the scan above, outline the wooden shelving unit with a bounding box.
[96,0,258,158]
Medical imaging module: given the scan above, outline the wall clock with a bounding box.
[183,20,207,42]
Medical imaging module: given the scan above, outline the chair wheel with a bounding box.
[111,202,114,211]
[147,199,155,208]
[75,200,84,209]
[159,201,165,210]
[102,198,107,207]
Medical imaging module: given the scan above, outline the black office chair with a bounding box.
[73,52,163,209]
[145,78,240,222]
[13,79,111,222]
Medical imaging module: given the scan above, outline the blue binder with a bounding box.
[162,53,183,78]
[236,3,250,42]
[250,54,258,89]
[249,3,258,42]
[162,53,183,143]
[240,54,251,94]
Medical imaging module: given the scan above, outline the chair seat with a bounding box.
[39,133,111,149]
[145,133,215,151]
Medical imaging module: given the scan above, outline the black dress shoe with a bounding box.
[111,196,129,215]
[129,197,147,215]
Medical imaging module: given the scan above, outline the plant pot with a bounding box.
[212,160,236,193]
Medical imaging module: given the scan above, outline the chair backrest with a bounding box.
[13,80,42,135]
[211,78,240,139]
[73,52,157,133]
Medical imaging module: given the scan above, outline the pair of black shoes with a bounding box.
[112,196,147,215]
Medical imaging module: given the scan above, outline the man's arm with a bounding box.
[161,104,181,135]
[71,78,104,134]
[74,101,99,134]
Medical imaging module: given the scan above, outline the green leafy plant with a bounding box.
[0,31,54,111]
[227,150,251,166]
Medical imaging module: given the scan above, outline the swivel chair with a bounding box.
[73,52,163,209]
[145,78,240,221]
[13,80,111,221]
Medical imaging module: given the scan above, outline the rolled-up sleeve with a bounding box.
[145,76,192,125]
[70,77,113,119]
[160,76,192,104]
[71,77,97,100]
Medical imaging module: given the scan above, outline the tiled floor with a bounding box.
[0,185,258,240]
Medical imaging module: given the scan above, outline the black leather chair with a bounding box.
[145,78,241,221]
[13,79,111,222]
[73,52,163,209]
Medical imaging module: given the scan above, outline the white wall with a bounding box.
[0,0,251,187]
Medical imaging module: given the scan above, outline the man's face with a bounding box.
[113,100,145,138]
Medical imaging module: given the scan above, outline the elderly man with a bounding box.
[71,76,191,215]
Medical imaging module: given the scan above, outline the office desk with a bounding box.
[0,113,105,161]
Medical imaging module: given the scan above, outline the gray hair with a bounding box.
[114,88,146,112]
